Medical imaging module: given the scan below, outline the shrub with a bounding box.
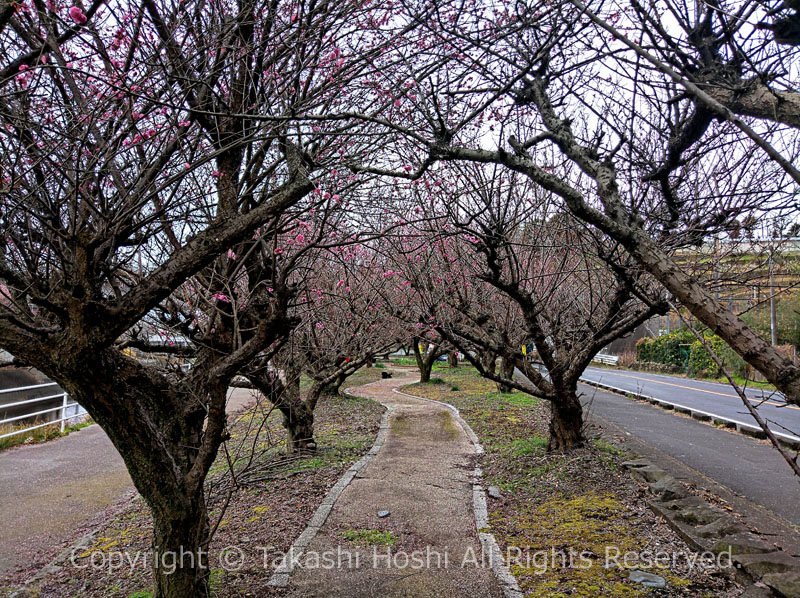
[687,333,747,378]
[635,329,696,369]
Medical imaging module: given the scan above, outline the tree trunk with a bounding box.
[419,362,432,383]
[325,372,347,396]
[496,356,515,393]
[413,340,432,382]
[59,353,223,598]
[547,392,584,451]
[448,351,459,368]
[480,351,497,375]
[281,401,316,452]
[151,495,210,598]
[246,366,317,452]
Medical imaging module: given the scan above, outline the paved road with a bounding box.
[581,367,800,442]
[514,366,800,527]
[578,382,800,527]
[0,388,257,575]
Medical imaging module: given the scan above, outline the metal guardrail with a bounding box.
[0,382,86,440]
[592,354,620,366]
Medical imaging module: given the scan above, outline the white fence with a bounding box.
[592,353,620,366]
[0,382,86,440]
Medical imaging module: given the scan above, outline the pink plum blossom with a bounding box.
[69,6,87,24]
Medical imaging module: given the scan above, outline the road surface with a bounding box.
[515,366,800,527]
[0,388,258,575]
[579,382,800,527]
[581,367,800,442]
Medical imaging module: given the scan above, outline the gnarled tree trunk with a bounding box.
[413,340,436,383]
[448,351,459,368]
[547,390,584,451]
[60,353,224,598]
[480,351,498,375]
[151,494,210,597]
[280,399,316,452]
[496,356,516,393]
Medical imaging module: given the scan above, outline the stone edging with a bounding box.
[392,387,524,598]
[621,457,800,597]
[266,383,392,588]
[580,377,800,450]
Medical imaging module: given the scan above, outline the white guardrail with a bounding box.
[0,382,86,440]
[592,354,620,366]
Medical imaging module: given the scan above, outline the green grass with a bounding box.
[509,435,548,456]
[427,377,447,384]
[392,357,418,366]
[591,438,626,457]
[486,391,539,408]
[341,528,399,546]
[0,418,93,451]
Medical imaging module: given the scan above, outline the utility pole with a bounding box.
[769,250,778,346]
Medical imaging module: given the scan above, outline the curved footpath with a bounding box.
[283,373,507,597]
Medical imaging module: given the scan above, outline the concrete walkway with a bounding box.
[0,388,257,574]
[288,374,502,598]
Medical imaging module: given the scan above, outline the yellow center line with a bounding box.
[586,370,799,412]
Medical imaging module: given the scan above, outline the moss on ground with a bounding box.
[340,528,399,547]
[403,367,737,597]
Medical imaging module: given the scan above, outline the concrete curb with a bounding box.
[580,377,800,450]
[620,457,800,597]
[392,387,524,598]
[266,384,392,588]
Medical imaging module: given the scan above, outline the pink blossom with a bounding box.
[226,249,236,260]
[337,280,346,287]
[295,234,305,243]
[212,292,230,303]
[69,6,87,24]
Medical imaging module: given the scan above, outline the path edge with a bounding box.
[392,387,524,598]
[266,382,392,588]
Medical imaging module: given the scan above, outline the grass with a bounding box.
[509,435,548,456]
[401,366,730,597]
[0,418,93,451]
[392,357,418,366]
[341,528,399,547]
